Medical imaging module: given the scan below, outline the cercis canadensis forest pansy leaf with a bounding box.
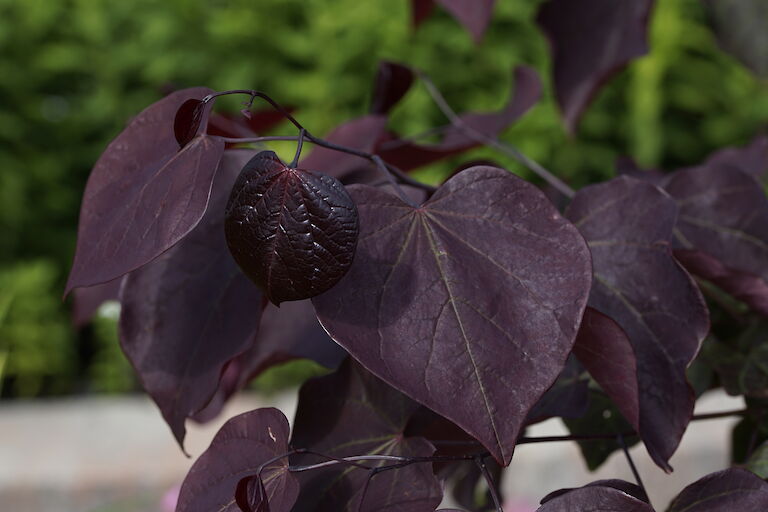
[225,150,359,305]
[312,166,593,465]
[665,165,768,317]
[667,467,768,511]
[703,134,768,181]
[410,0,496,43]
[65,87,225,295]
[299,115,387,180]
[119,150,264,449]
[572,308,640,432]
[70,277,122,328]
[536,0,654,133]
[174,98,207,147]
[192,299,346,423]
[376,66,541,171]
[565,176,709,471]
[536,482,653,511]
[176,408,298,512]
[540,479,649,506]
[290,360,443,511]
[370,61,414,116]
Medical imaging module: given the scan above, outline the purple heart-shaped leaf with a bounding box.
[565,176,709,471]
[225,151,359,305]
[176,408,297,512]
[119,150,263,449]
[313,166,592,465]
[667,468,768,511]
[66,87,224,295]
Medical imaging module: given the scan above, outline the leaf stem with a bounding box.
[476,456,504,512]
[206,89,437,197]
[692,408,747,421]
[416,72,576,199]
[290,129,306,168]
[617,432,647,502]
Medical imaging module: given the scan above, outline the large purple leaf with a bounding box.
[665,165,768,317]
[376,66,541,171]
[370,61,415,115]
[66,87,224,294]
[537,483,652,511]
[225,151,359,305]
[536,0,654,133]
[299,115,388,179]
[702,0,768,78]
[667,468,768,511]
[565,176,709,471]
[290,360,442,511]
[119,150,264,448]
[572,307,640,432]
[193,300,346,423]
[176,408,298,512]
[313,166,592,465]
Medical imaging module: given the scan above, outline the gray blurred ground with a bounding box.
[0,390,743,511]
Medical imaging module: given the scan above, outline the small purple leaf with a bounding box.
[702,0,768,78]
[537,483,652,511]
[291,360,442,511]
[573,308,640,432]
[313,166,592,465]
[174,98,207,148]
[65,87,224,295]
[207,108,293,140]
[119,150,263,448]
[665,165,768,317]
[225,151,359,305]
[667,468,768,511]
[536,0,654,133]
[540,480,649,506]
[377,66,541,171]
[176,408,298,512]
[370,61,414,115]
[299,115,388,179]
[565,176,709,471]
[436,0,497,43]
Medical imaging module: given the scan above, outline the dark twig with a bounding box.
[290,129,306,167]
[617,432,647,502]
[416,72,576,199]
[206,89,437,196]
[476,456,504,512]
[692,409,748,421]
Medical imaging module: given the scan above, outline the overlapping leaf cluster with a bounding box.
[66,1,768,511]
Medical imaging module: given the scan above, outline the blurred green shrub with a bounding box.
[0,0,765,397]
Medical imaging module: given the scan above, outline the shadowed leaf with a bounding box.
[313,166,592,465]
[667,468,768,511]
[526,356,590,425]
[300,115,388,179]
[665,165,768,317]
[746,441,768,479]
[66,87,224,294]
[702,0,768,77]
[702,321,768,398]
[411,0,435,27]
[119,150,263,448]
[225,151,359,305]
[573,308,640,431]
[174,98,207,147]
[370,61,414,115]
[207,108,293,141]
[290,360,442,511]
[177,408,298,512]
[193,300,346,423]
[376,67,541,171]
[536,0,654,133]
[565,176,709,471]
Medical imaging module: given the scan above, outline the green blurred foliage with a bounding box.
[0,0,765,397]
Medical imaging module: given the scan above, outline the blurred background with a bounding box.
[0,0,765,510]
